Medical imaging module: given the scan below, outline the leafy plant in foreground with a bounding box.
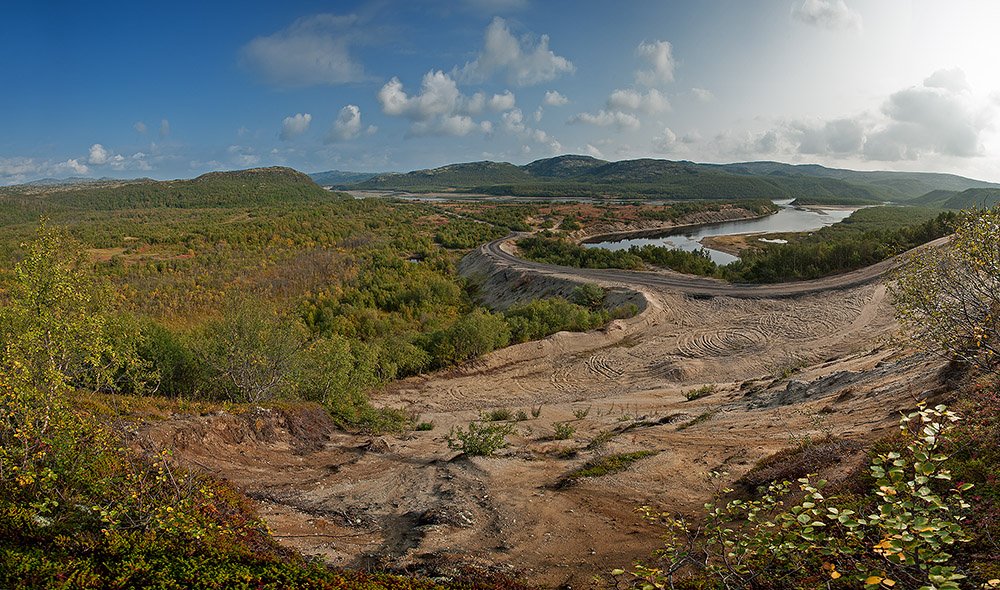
[628,404,972,590]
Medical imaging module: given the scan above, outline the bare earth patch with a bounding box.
[144,254,954,588]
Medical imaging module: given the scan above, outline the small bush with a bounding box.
[683,384,716,401]
[559,451,657,486]
[572,406,591,420]
[445,422,516,456]
[415,421,434,431]
[530,405,542,418]
[480,407,515,421]
[553,422,576,440]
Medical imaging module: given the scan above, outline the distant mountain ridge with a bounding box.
[340,155,1000,202]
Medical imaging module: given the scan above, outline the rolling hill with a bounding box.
[333,155,998,203]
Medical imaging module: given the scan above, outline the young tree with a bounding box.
[889,207,1000,374]
[0,224,124,394]
[197,296,307,403]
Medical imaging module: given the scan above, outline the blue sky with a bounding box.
[3,0,1000,184]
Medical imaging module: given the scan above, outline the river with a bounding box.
[583,199,858,265]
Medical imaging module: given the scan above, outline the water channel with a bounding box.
[583,199,859,265]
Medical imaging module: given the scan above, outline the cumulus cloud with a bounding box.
[607,88,671,114]
[228,145,261,167]
[325,105,376,142]
[88,144,110,165]
[160,119,170,137]
[924,67,969,92]
[652,127,679,153]
[241,14,366,87]
[134,121,147,134]
[543,90,568,106]
[0,157,94,185]
[280,113,312,141]
[715,129,782,157]
[791,0,862,32]
[455,17,574,86]
[864,81,987,160]
[377,71,461,120]
[635,40,675,86]
[567,109,640,132]
[488,90,517,111]
[691,87,714,102]
[792,118,866,155]
[582,144,604,159]
[783,68,991,162]
[377,70,507,137]
[409,115,490,137]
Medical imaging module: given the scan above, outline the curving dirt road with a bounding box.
[479,234,948,299]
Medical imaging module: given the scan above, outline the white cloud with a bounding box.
[567,109,641,132]
[924,68,969,92]
[377,70,501,138]
[542,90,568,106]
[582,144,604,159]
[377,71,461,120]
[409,115,489,137]
[607,88,671,114]
[240,13,365,87]
[325,105,377,143]
[792,118,866,155]
[54,158,90,175]
[863,83,987,160]
[501,108,527,134]
[88,144,110,165]
[280,113,312,141]
[652,127,679,153]
[160,119,170,137]
[791,0,862,32]
[691,87,714,102]
[0,156,94,185]
[455,17,574,86]
[488,90,516,111]
[228,145,261,168]
[715,129,782,157]
[635,40,675,86]
[134,121,147,134]
[534,106,543,122]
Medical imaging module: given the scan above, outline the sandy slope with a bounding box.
[145,245,955,588]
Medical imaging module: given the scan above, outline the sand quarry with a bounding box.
[144,240,955,589]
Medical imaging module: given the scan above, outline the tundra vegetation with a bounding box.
[620,207,1000,589]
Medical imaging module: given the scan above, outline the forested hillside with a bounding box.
[338,155,997,203]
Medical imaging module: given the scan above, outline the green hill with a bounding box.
[42,167,335,210]
[351,155,893,201]
[941,188,1000,209]
[699,161,999,200]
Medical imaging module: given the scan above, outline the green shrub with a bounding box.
[445,422,516,456]
[683,384,716,401]
[553,422,576,440]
